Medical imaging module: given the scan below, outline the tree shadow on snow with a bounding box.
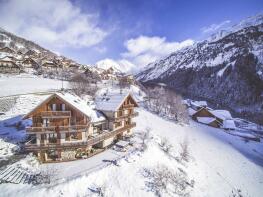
[0,115,30,144]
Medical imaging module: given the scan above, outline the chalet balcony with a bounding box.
[122,104,134,108]
[26,125,89,134]
[114,111,139,120]
[40,111,71,118]
[25,122,136,151]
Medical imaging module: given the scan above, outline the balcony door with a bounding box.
[40,134,45,145]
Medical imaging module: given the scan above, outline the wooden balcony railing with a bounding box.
[114,111,139,120]
[25,123,136,151]
[26,125,89,133]
[122,104,134,108]
[40,111,71,118]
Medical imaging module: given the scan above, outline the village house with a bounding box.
[68,63,80,72]
[0,56,21,73]
[192,107,236,129]
[22,57,40,71]
[23,92,138,162]
[0,46,15,54]
[41,60,59,72]
[24,49,37,57]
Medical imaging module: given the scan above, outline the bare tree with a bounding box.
[142,164,192,197]
[35,166,58,184]
[179,138,190,162]
[145,86,189,124]
[140,127,151,151]
[159,137,173,155]
[69,73,98,97]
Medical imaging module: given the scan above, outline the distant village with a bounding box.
[0,46,135,83]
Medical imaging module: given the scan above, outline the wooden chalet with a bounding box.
[16,50,24,55]
[0,47,15,54]
[192,107,235,129]
[22,57,39,70]
[0,56,21,73]
[24,50,36,56]
[23,92,138,162]
[95,92,139,137]
[41,61,58,71]
[68,63,79,71]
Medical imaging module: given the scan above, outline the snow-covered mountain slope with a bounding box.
[95,58,136,74]
[136,14,263,124]
[1,108,262,196]
[0,28,84,74]
[0,28,55,56]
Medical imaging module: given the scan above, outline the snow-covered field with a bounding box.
[0,74,68,97]
[0,103,262,196]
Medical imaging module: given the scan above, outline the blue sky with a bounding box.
[0,0,262,69]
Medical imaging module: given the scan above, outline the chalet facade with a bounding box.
[22,58,40,70]
[41,61,58,71]
[23,92,138,162]
[0,57,21,73]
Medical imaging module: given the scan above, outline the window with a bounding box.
[48,133,57,143]
[125,119,130,126]
[61,104,66,111]
[52,104,56,111]
[66,132,82,141]
[115,121,122,128]
[42,118,50,127]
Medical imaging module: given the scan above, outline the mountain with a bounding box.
[136,14,263,124]
[0,28,56,57]
[95,58,136,74]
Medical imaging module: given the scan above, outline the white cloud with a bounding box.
[0,0,108,49]
[201,20,231,34]
[122,36,194,67]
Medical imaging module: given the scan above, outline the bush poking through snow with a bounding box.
[35,166,58,184]
[159,137,173,155]
[179,138,190,162]
[139,127,151,151]
[230,188,244,197]
[142,164,193,197]
[88,183,107,197]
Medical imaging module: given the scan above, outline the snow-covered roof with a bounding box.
[188,108,197,116]
[0,56,13,62]
[95,92,131,111]
[191,100,207,107]
[56,92,106,123]
[24,92,106,123]
[210,110,232,121]
[222,119,236,129]
[197,117,217,124]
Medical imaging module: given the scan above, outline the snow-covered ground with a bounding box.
[0,106,262,197]
[0,74,68,97]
